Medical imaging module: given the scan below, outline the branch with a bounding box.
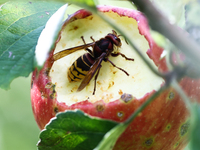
[131,0,200,66]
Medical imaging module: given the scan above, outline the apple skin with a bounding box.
[31,6,200,150]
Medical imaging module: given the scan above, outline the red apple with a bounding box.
[31,6,200,150]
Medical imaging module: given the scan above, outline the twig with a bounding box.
[130,0,200,67]
[171,79,192,111]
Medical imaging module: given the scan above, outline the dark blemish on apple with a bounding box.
[120,93,134,103]
[54,107,59,114]
[50,85,56,99]
[180,120,190,136]
[117,111,124,118]
[96,104,105,112]
[40,91,47,99]
[50,93,56,99]
[68,26,79,31]
[45,82,53,89]
[174,142,179,147]
[165,124,171,131]
[113,71,117,74]
[73,26,78,30]
[44,68,50,76]
[143,138,154,147]
[168,92,175,100]
[45,83,56,99]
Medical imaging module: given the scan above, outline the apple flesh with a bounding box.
[31,6,200,150]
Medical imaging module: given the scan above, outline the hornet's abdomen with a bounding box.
[68,53,95,82]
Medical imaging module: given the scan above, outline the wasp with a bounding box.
[53,30,134,95]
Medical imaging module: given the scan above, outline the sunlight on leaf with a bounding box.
[34,4,68,69]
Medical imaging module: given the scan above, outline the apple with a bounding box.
[31,6,200,150]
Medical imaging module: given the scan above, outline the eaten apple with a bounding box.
[31,6,200,150]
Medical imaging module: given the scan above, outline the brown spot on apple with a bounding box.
[180,120,190,136]
[165,123,171,132]
[120,93,134,103]
[117,111,124,118]
[143,137,154,148]
[113,71,117,74]
[40,91,47,99]
[174,142,179,148]
[167,91,175,100]
[73,26,78,30]
[44,68,50,76]
[54,107,59,114]
[96,104,105,112]
[108,81,114,89]
[68,25,79,31]
[50,92,56,100]
[97,81,101,85]
[45,82,53,89]
[118,89,123,95]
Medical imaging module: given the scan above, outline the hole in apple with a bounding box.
[49,10,164,105]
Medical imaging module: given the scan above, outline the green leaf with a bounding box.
[0,1,64,90]
[38,110,118,150]
[189,104,200,150]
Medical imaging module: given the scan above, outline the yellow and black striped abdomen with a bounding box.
[68,53,95,82]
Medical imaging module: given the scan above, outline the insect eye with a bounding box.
[115,37,121,43]
[116,38,120,42]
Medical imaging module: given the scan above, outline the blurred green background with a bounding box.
[0,76,40,150]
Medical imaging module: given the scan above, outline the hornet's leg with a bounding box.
[81,36,87,45]
[111,52,134,61]
[93,65,102,95]
[107,58,129,76]
[90,36,95,42]
[81,36,93,54]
